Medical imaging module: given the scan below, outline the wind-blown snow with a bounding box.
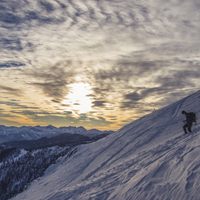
[12,90,200,200]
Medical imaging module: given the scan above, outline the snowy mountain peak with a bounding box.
[12,90,200,200]
[0,125,113,144]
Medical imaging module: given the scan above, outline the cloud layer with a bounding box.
[0,0,200,130]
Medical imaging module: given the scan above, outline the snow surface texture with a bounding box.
[0,126,112,144]
[12,90,200,200]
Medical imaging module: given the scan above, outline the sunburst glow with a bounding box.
[62,82,93,114]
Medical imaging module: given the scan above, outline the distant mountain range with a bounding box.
[1,132,110,150]
[0,125,114,144]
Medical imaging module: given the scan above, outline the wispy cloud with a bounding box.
[92,100,107,108]
[0,61,25,68]
[0,85,24,96]
[0,101,39,110]
[25,61,77,102]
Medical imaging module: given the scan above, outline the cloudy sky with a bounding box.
[0,0,200,130]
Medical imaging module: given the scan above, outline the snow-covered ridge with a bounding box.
[12,90,200,200]
[0,145,71,200]
[0,125,113,144]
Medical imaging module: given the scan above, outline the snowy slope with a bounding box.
[12,90,200,200]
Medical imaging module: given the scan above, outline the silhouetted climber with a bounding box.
[182,110,196,134]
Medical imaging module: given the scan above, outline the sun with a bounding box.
[62,82,93,114]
